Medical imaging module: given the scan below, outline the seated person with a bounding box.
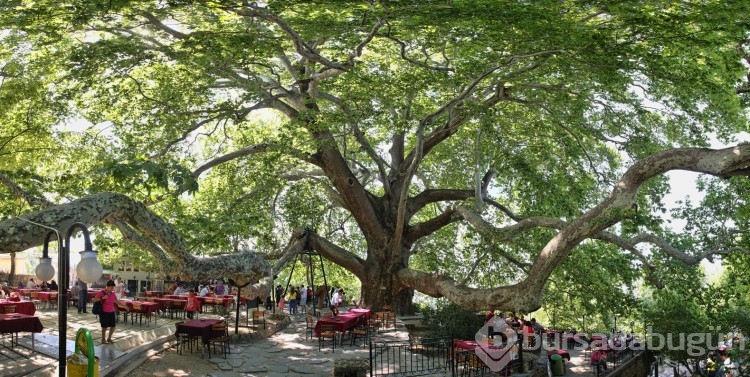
[8,292,21,302]
[173,284,187,295]
[591,349,608,374]
[48,280,59,291]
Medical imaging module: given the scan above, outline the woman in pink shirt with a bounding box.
[94,280,122,344]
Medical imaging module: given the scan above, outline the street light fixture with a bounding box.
[22,219,103,377]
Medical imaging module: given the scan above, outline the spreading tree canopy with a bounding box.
[1,1,750,314]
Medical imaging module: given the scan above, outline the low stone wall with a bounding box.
[258,315,292,338]
[333,358,369,377]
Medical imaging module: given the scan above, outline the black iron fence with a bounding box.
[369,336,453,377]
[368,335,525,377]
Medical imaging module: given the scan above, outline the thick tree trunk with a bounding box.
[9,252,16,286]
[360,264,415,316]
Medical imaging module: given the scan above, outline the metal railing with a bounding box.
[368,335,526,377]
[370,336,454,377]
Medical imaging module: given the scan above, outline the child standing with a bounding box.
[185,289,200,319]
[278,292,286,312]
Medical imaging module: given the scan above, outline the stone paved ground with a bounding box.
[1,301,608,377]
[117,310,412,377]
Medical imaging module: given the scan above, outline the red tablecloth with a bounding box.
[15,288,41,295]
[0,313,44,334]
[125,300,161,318]
[347,308,372,320]
[176,318,223,343]
[198,297,232,312]
[0,300,36,315]
[314,309,371,336]
[455,339,507,351]
[162,294,187,300]
[153,297,188,310]
[86,290,104,302]
[455,339,518,369]
[547,349,571,360]
[37,291,54,300]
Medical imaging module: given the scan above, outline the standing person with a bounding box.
[70,282,79,304]
[330,288,344,316]
[300,285,308,308]
[288,287,298,314]
[94,280,122,344]
[114,277,124,299]
[185,289,200,319]
[275,284,283,305]
[77,278,88,313]
[277,289,286,312]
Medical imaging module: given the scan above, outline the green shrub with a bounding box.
[420,301,483,340]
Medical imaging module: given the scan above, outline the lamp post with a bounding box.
[23,219,103,377]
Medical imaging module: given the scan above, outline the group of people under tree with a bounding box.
[273,284,346,316]
[275,284,312,314]
[703,342,743,377]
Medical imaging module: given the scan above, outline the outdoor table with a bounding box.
[163,294,187,300]
[0,313,44,350]
[562,332,588,348]
[547,349,571,361]
[145,291,164,297]
[455,339,508,351]
[87,289,104,302]
[36,291,58,308]
[125,300,161,318]
[198,296,232,313]
[454,339,518,372]
[0,299,36,315]
[153,298,188,318]
[15,288,41,299]
[176,318,223,344]
[314,309,370,336]
[346,308,372,319]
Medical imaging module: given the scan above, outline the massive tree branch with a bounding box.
[396,146,750,311]
[406,208,459,244]
[0,192,271,282]
[308,231,367,280]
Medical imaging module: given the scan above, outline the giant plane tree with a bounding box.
[1,1,750,315]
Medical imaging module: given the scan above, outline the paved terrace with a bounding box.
[0,302,604,377]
